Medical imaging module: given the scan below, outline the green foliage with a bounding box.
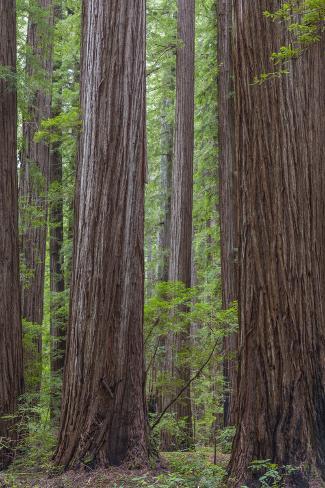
[4,254,62,485]
[151,413,190,448]
[240,460,300,488]
[0,65,17,90]
[264,0,325,51]
[215,426,236,454]
[132,449,227,487]
[145,282,238,447]
[255,0,325,82]
[34,108,81,144]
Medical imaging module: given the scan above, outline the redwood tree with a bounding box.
[217,0,238,427]
[167,0,195,450]
[20,0,54,392]
[157,69,174,451]
[49,3,65,418]
[0,0,24,469]
[229,1,325,485]
[54,0,148,468]
[158,73,174,284]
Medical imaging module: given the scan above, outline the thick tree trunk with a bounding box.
[167,0,195,450]
[19,0,54,393]
[54,0,148,468]
[217,0,238,428]
[0,0,24,469]
[229,2,325,485]
[49,3,66,419]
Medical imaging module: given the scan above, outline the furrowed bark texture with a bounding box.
[229,2,325,485]
[217,0,238,428]
[20,0,54,392]
[54,0,148,468]
[0,0,24,469]
[167,0,195,450]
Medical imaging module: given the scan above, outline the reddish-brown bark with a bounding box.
[0,0,24,469]
[49,4,66,419]
[167,0,195,450]
[156,69,174,451]
[54,0,148,468]
[217,0,238,427]
[19,0,54,392]
[229,2,325,485]
[49,123,65,415]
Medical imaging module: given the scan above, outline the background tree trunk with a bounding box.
[49,134,65,418]
[167,0,195,450]
[19,0,54,393]
[0,0,24,468]
[217,0,238,428]
[50,2,66,419]
[54,0,148,468]
[229,2,325,485]
[158,72,174,283]
[157,69,174,451]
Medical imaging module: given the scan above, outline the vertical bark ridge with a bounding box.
[54,0,148,468]
[218,0,238,428]
[229,1,325,485]
[167,0,195,450]
[20,0,54,393]
[0,0,24,469]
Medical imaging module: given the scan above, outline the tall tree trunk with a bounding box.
[54,0,148,468]
[157,70,174,451]
[49,136,65,418]
[20,0,54,393]
[217,0,238,427]
[167,0,195,450]
[229,2,325,485]
[158,78,174,283]
[49,2,65,419]
[0,0,24,468]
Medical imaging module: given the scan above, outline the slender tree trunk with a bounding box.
[54,0,148,468]
[158,78,174,283]
[19,0,54,393]
[229,2,325,485]
[167,0,195,450]
[0,0,24,468]
[157,71,175,451]
[49,136,65,417]
[217,0,238,428]
[64,15,80,291]
[49,3,65,419]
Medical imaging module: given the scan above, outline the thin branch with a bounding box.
[145,341,160,377]
[144,316,161,345]
[151,339,219,430]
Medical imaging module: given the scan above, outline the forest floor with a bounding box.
[0,449,230,488]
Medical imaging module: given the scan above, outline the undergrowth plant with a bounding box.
[241,459,299,488]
